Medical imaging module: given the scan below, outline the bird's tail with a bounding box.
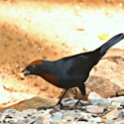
[99,33,124,55]
[93,33,124,64]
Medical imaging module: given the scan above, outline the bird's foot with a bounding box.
[61,103,81,110]
[37,103,64,111]
[56,102,65,109]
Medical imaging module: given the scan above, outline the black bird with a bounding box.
[22,33,124,109]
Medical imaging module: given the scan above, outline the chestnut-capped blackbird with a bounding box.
[22,33,124,109]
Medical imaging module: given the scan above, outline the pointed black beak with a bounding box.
[21,68,30,76]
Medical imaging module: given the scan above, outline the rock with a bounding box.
[27,116,42,124]
[86,75,120,98]
[85,49,124,98]
[89,116,102,123]
[0,96,58,112]
[88,92,102,100]
[61,98,89,107]
[22,109,36,116]
[102,109,120,120]
[109,96,124,102]
[118,109,124,118]
[86,105,104,114]
[51,112,63,120]
[110,101,121,109]
[17,121,26,124]
[105,119,114,124]
[78,112,92,121]
[0,97,124,123]
[120,101,124,107]
[89,98,111,108]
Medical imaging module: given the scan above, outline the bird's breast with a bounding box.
[40,73,58,86]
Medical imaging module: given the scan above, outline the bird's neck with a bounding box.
[42,60,54,74]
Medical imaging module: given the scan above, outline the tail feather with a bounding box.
[99,33,124,54]
[94,33,124,64]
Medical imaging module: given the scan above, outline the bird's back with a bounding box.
[55,51,99,75]
[50,51,98,89]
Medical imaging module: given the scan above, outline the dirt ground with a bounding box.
[0,0,124,108]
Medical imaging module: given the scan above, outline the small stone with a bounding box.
[63,115,74,121]
[105,119,114,124]
[118,110,124,118]
[102,109,120,120]
[111,101,121,108]
[78,112,92,121]
[26,118,35,124]
[28,117,42,124]
[110,96,124,102]
[108,105,117,110]
[89,116,102,123]
[61,98,75,106]
[4,109,16,113]
[89,98,111,108]
[22,109,36,116]
[120,102,124,107]
[8,119,18,124]
[86,105,104,114]
[79,100,90,106]
[51,112,63,120]
[17,121,26,124]
[113,119,124,124]
[88,92,102,100]
[34,116,42,123]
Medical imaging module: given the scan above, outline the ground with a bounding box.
[0,0,124,108]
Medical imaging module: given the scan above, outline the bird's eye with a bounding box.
[32,65,36,68]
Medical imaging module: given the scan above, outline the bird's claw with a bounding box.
[37,103,64,111]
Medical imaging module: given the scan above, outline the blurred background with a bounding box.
[0,0,124,108]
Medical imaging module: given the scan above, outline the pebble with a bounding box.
[0,96,124,124]
[86,105,104,114]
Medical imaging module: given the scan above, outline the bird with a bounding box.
[22,33,124,109]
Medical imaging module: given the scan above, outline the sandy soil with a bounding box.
[0,0,124,108]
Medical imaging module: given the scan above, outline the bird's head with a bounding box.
[21,60,43,76]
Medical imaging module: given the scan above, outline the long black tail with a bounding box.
[94,33,124,64]
[99,33,124,54]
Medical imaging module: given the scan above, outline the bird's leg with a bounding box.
[74,95,84,106]
[56,89,68,109]
[74,84,86,106]
[37,89,68,111]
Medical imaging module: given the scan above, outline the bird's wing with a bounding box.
[55,54,90,76]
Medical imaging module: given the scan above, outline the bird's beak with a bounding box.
[21,68,30,76]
